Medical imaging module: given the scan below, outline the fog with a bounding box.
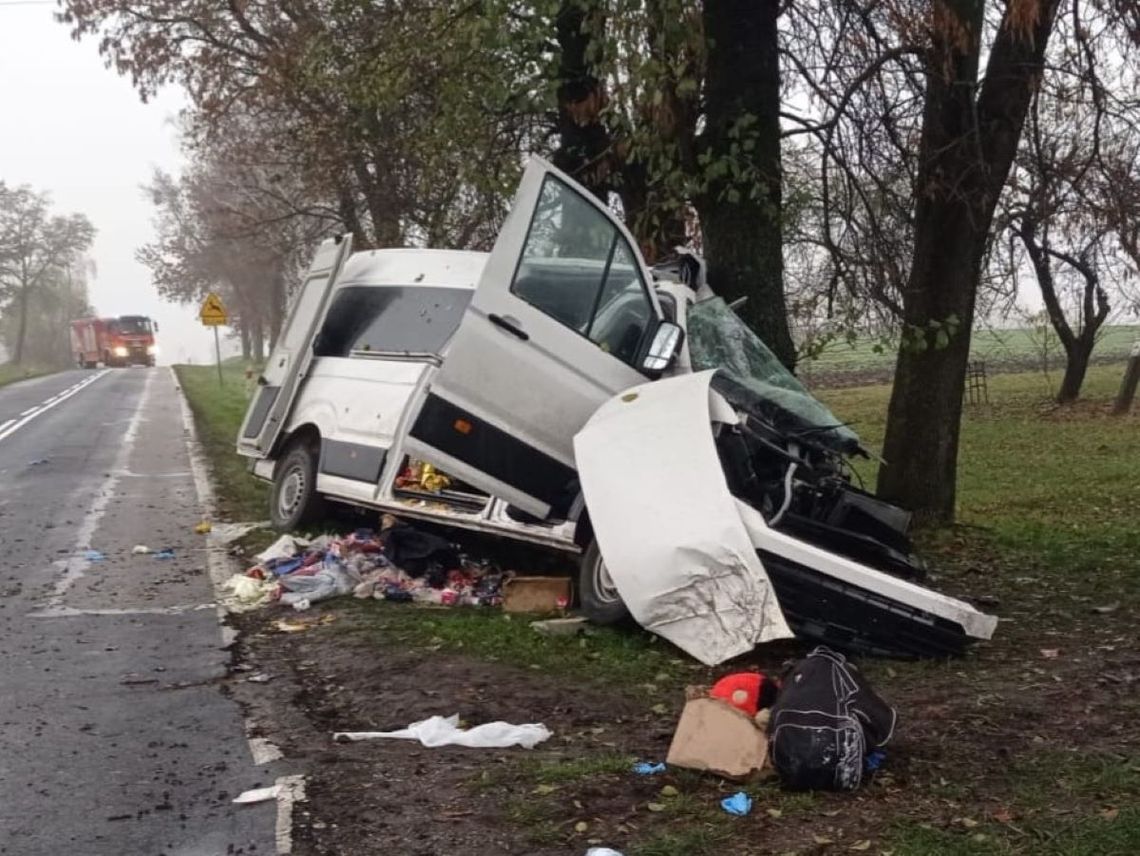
[0,4,238,365]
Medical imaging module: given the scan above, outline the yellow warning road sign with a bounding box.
[199,291,228,326]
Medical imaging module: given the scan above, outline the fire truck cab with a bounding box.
[70,315,159,368]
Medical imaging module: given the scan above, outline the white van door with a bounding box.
[405,157,675,518]
[237,235,353,458]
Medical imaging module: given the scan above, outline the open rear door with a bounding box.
[237,235,353,458]
[405,157,667,518]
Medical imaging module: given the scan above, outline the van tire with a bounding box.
[579,539,630,625]
[271,441,325,530]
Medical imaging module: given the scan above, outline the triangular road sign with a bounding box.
[200,291,228,326]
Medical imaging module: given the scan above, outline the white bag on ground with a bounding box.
[334,714,551,749]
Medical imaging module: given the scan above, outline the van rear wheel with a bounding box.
[271,441,326,530]
[579,539,630,625]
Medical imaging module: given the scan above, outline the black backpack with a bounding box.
[768,646,896,791]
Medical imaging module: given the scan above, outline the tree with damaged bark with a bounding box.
[0,183,95,366]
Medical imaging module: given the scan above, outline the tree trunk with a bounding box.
[696,0,794,370]
[877,0,1059,522]
[553,1,612,201]
[1057,334,1095,404]
[13,286,30,366]
[239,323,252,361]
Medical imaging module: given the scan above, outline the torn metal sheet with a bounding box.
[574,370,793,666]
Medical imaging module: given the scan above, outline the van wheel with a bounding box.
[271,441,326,530]
[579,539,630,625]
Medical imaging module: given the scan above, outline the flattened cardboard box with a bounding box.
[666,697,768,780]
[502,576,573,614]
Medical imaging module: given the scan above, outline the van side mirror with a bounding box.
[641,321,684,373]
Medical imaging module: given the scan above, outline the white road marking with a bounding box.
[0,370,111,444]
[274,775,306,854]
[173,369,292,780]
[45,371,150,607]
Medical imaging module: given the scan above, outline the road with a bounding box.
[0,369,278,855]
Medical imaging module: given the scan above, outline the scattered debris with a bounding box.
[720,791,752,816]
[154,548,175,560]
[233,785,281,805]
[236,522,504,612]
[502,576,572,614]
[28,458,50,466]
[223,574,276,612]
[666,696,768,780]
[131,545,151,555]
[531,616,589,636]
[1091,603,1119,615]
[247,673,274,683]
[631,761,666,775]
[274,615,336,634]
[120,675,159,686]
[83,549,105,562]
[768,647,895,791]
[1041,648,1061,659]
[194,520,213,534]
[585,849,624,856]
[333,713,551,749]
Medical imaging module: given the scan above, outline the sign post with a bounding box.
[198,292,229,387]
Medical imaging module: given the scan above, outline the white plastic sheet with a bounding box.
[574,370,793,666]
[333,714,551,749]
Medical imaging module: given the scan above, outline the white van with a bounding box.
[236,157,995,663]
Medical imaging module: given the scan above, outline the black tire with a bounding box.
[270,440,326,530]
[578,539,630,625]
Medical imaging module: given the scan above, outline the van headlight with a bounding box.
[113,346,128,357]
[147,345,159,355]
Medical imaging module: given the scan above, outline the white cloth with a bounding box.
[334,714,551,749]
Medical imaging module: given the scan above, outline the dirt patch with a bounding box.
[221,593,1139,856]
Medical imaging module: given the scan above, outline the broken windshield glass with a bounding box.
[687,297,861,454]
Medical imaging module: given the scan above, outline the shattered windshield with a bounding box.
[687,297,861,454]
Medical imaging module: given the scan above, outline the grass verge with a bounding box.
[174,363,268,521]
[0,362,58,388]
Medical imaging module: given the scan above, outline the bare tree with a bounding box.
[0,183,95,365]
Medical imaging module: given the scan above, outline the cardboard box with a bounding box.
[665,697,768,780]
[502,576,572,614]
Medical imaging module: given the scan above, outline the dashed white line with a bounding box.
[0,370,111,444]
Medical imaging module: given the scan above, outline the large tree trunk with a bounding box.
[239,323,252,361]
[553,1,612,202]
[877,0,1060,522]
[1058,337,1094,404]
[13,286,30,366]
[696,0,794,370]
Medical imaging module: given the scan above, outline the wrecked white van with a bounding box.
[237,156,996,664]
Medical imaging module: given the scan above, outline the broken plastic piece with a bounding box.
[632,762,666,775]
[194,521,213,534]
[154,549,175,560]
[232,785,281,804]
[720,792,752,816]
[131,545,151,555]
[84,550,105,562]
[333,714,551,749]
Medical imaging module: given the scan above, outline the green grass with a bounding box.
[799,323,1140,380]
[174,363,269,520]
[0,362,57,388]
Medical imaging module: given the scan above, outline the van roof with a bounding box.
[336,248,489,290]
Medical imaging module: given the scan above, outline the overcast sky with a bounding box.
[0,3,232,365]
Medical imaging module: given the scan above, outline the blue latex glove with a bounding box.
[632,762,666,775]
[721,792,752,816]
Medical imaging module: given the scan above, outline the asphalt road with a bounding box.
[0,368,278,855]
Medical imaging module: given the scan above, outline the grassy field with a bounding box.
[798,323,1140,384]
[0,362,57,389]
[180,358,1140,854]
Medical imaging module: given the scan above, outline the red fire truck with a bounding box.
[70,316,159,368]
